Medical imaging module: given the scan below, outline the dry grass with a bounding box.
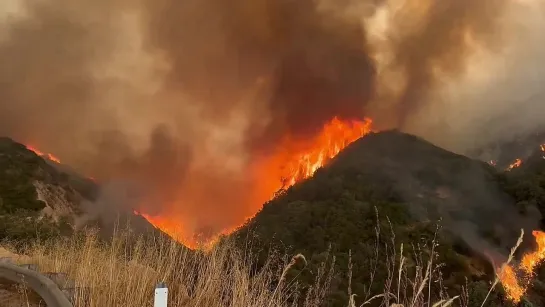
[346,209,526,307]
[1,220,523,307]
[5,227,320,307]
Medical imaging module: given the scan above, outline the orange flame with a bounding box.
[25,145,61,163]
[262,117,374,192]
[24,144,99,182]
[499,230,545,303]
[507,158,522,170]
[541,144,545,159]
[498,265,525,303]
[137,117,374,248]
[521,230,545,275]
[21,118,373,249]
[133,210,219,250]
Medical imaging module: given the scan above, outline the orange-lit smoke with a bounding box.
[137,117,374,248]
[0,0,541,249]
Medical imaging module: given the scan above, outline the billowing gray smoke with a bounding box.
[0,0,543,242]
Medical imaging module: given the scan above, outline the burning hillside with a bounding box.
[0,0,544,286]
[23,117,373,248]
[129,117,373,248]
[25,145,61,164]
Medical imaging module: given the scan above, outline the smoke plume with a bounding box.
[0,0,543,242]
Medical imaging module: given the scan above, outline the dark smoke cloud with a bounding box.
[363,0,509,130]
[144,0,377,147]
[391,0,545,153]
[386,0,507,127]
[0,0,539,242]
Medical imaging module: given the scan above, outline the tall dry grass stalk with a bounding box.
[347,210,466,307]
[479,229,524,307]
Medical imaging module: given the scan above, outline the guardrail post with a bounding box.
[154,282,168,307]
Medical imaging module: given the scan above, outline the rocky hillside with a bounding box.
[234,131,544,307]
[0,137,166,245]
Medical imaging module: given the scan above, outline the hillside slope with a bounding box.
[327,131,539,253]
[235,131,540,306]
[0,137,167,245]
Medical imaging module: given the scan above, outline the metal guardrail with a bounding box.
[0,260,73,307]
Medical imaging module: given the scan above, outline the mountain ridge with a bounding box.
[233,130,542,306]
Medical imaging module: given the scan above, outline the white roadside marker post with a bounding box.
[154,282,168,307]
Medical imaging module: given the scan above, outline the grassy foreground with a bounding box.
[1,226,513,307]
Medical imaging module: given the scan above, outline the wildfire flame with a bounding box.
[137,117,374,248]
[521,230,545,275]
[507,158,522,170]
[498,265,525,303]
[25,145,61,163]
[266,117,374,192]
[541,144,545,159]
[22,118,374,249]
[499,230,545,303]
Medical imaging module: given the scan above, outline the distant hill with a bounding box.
[234,130,542,306]
[0,137,169,245]
[470,130,545,169]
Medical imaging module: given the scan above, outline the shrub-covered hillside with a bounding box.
[0,137,77,243]
[234,131,541,306]
[0,137,168,246]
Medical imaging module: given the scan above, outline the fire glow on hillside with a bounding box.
[23,117,373,248]
[21,127,545,302]
[25,145,61,164]
[507,158,523,170]
[136,117,374,248]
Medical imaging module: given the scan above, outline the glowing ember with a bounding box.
[25,145,61,163]
[541,144,545,159]
[506,158,522,171]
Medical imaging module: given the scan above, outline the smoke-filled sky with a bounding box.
[0,0,544,242]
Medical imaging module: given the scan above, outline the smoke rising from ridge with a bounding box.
[0,0,543,241]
